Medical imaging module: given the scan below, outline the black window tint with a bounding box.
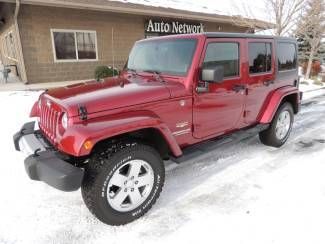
[249,43,272,74]
[53,32,76,60]
[203,43,239,78]
[278,43,297,71]
[76,32,97,59]
[266,43,272,71]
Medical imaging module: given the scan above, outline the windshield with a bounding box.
[126,38,197,76]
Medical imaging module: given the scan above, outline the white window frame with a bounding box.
[3,31,18,62]
[50,29,98,63]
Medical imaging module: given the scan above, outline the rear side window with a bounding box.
[277,43,297,71]
[203,42,239,78]
[249,42,272,74]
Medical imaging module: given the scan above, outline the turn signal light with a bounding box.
[83,140,93,150]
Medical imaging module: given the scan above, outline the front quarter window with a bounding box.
[127,39,197,76]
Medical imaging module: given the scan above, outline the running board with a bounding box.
[170,124,269,164]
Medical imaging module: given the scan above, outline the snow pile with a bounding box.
[0,88,325,244]
[112,0,224,15]
[298,66,324,98]
[110,0,267,21]
[299,78,324,100]
[300,78,324,91]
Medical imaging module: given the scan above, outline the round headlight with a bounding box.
[61,113,68,129]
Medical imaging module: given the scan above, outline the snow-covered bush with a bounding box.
[94,66,119,80]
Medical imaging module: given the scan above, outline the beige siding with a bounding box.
[17,5,250,84]
[0,3,20,77]
[19,5,144,83]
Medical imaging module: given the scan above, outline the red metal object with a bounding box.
[30,33,300,158]
[29,101,39,118]
[258,86,300,124]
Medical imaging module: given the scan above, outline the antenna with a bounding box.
[111,27,115,74]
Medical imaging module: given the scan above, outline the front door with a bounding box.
[193,39,246,139]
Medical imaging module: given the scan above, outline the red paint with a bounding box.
[29,101,39,118]
[244,39,276,124]
[259,86,300,124]
[29,33,300,157]
[193,38,246,138]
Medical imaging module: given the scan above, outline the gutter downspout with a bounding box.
[14,0,28,84]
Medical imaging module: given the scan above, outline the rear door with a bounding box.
[244,39,275,124]
[193,38,246,139]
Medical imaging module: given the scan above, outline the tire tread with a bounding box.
[81,143,164,225]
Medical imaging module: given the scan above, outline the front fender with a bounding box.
[259,86,300,124]
[57,111,182,157]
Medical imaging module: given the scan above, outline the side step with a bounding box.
[170,124,269,164]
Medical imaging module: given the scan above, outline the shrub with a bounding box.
[94,66,119,80]
[320,73,325,83]
[300,81,309,85]
[301,60,321,76]
[313,78,324,86]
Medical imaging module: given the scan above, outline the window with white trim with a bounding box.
[51,30,98,62]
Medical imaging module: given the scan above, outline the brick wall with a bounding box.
[18,5,249,84]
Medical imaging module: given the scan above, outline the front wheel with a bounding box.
[259,102,294,147]
[81,143,165,225]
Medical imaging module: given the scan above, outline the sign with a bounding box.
[145,19,204,34]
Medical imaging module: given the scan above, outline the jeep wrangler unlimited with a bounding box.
[14,33,301,225]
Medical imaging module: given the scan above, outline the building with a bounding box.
[0,0,272,84]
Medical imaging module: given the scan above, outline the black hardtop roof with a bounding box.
[204,32,296,42]
[137,32,297,43]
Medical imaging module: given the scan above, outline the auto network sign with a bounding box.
[146,19,204,34]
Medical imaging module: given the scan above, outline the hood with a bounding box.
[45,76,172,117]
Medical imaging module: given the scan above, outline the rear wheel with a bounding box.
[259,102,294,147]
[81,143,164,225]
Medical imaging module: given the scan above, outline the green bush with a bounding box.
[300,81,309,85]
[94,66,119,80]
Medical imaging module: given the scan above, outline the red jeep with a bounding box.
[14,33,301,225]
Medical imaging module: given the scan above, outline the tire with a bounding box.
[259,102,294,148]
[81,143,165,226]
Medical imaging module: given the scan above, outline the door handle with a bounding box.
[232,84,246,93]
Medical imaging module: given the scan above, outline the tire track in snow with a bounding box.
[134,93,325,240]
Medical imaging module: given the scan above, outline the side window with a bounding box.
[249,42,272,74]
[203,42,239,78]
[278,43,297,71]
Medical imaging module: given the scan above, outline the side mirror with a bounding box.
[200,65,224,83]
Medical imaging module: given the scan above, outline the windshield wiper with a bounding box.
[126,68,139,76]
[142,70,165,82]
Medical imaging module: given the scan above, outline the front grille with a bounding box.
[39,99,61,144]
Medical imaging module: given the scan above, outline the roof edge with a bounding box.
[3,0,274,29]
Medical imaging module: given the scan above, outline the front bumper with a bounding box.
[13,122,84,192]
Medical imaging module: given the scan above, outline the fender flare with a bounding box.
[30,101,39,117]
[57,111,183,157]
[258,86,300,124]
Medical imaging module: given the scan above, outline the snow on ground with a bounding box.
[0,88,325,244]
[300,79,324,100]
